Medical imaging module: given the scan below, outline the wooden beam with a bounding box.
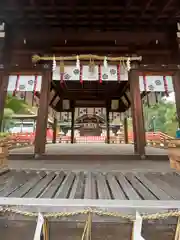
[71,101,75,144]
[52,116,57,144]
[173,71,180,128]
[34,66,51,156]
[129,68,145,157]
[13,29,168,44]
[124,117,128,144]
[106,101,110,144]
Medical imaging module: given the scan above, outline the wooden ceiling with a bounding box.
[0,0,179,30]
[0,0,179,66]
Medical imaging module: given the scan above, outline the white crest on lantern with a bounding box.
[103,56,108,68]
[76,55,80,69]
[177,22,180,31]
[52,55,56,72]
[126,57,131,71]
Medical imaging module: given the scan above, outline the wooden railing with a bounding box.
[0,135,32,150]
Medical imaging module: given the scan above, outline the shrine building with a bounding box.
[0,0,180,158]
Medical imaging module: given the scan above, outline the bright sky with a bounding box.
[163,92,175,102]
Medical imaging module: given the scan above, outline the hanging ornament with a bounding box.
[99,64,102,84]
[117,64,121,82]
[126,57,131,71]
[163,76,169,96]
[60,60,64,73]
[76,55,80,69]
[103,56,108,68]
[89,58,95,73]
[13,74,20,96]
[52,55,56,72]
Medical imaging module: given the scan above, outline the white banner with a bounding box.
[139,75,174,92]
[7,75,42,92]
[53,65,128,81]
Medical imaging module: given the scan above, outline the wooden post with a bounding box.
[34,66,51,157]
[71,102,75,144]
[0,24,12,131]
[106,103,110,144]
[124,117,128,144]
[130,107,138,152]
[173,71,180,128]
[129,68,146,157]
[52,117,57,144]
[0,74,9,131]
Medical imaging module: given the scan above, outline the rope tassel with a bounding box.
[42,218,49,240]
[33,213,49,240]
[52,55,56,72]
[81,213,92,240]
[174,217,180,240]
[131,212,145,240]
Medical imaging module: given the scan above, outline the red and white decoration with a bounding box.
[53,65,128,81]
[139,75,174,92]
[7,75,42,92]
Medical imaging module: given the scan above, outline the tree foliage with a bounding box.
[143,100,177,137]
[2,95,31,131]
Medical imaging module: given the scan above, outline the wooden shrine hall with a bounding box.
[0,0,180,159]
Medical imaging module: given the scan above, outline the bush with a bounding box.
[0,132,9,138]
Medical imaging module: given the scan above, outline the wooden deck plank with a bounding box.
[106,173,126,200]
[0,170,18,191]
[96,173,111,199]
[69,172,85,199]
[0,171,31,197]
[146,173,180,200]
[135,173,173,200]
[84,172,96,199]
[8,171,46,198]
[159,173,180,190]
[116,173,142,200]
[40,172,65,198]
[24,173,56,198]
[125,173,157,200]
[55,172,76,198]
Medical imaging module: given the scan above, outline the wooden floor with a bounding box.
[9,143,168,160]
[0,168,178,240]
[10,143,168,155]
[1,169,179,200]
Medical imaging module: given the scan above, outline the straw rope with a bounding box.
[32,54,142,63]
[1,207,180,221]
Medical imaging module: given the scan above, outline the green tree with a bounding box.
[143,100,177,137]
[1,95,32,132]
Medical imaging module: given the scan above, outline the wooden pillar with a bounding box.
[52,117,57,144]
[124,117,128,144]
[0,24,12,130]
[0,74,9,131]
[173,71,180,128]
[34,66,51,156]
[71,102,75,144]
[129,68,145,157]
[106,103,110,144]
[130,107,138,152]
